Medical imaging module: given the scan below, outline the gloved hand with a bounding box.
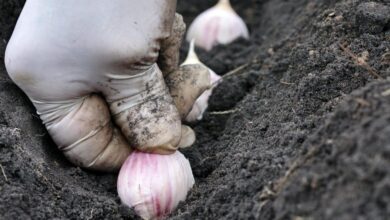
[4,0,210,171]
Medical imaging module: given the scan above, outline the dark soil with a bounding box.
[1,0,390,219]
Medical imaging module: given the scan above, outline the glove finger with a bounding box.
[165,64,211,119]
[177,125,196,149]
[33,94,132,172]
[158,13,186,76]
[103,65,182,154]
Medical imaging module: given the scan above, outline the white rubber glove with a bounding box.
[5,0,210,171]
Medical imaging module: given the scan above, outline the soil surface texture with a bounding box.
[1,0,389,219]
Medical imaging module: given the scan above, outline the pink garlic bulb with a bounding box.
[117,151,194,220]
[186,0,249,51]
[182,40,222,122]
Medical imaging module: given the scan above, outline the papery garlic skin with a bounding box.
[186,0,249,51]
[182,40,222,122]
[186,70,221,122]
[117,151,195,220]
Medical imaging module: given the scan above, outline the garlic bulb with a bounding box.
[186,70,221,122]
[117,151,195,220]
[182,40,222,122]
[186,0,249,51]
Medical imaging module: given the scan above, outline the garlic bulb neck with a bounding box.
[216,0,234,12]
[182,39,201,66]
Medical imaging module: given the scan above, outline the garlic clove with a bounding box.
[182,40,222,122]
[186,0,249,51]
[117,151,195,220]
